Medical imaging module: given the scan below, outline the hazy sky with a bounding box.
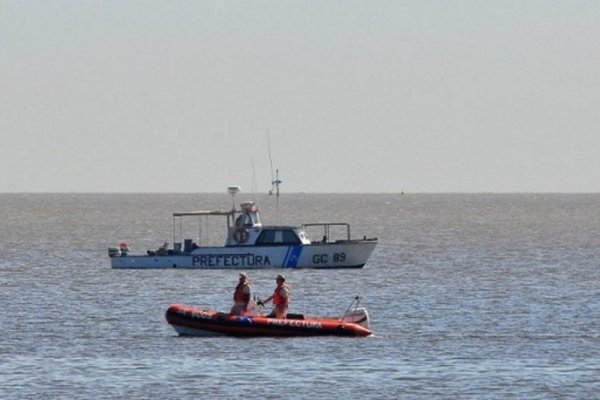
[1,1,599,193]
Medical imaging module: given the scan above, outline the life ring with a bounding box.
[233,228,249,244]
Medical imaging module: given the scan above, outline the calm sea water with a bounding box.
[0,193,598,399]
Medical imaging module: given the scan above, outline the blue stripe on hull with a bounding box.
[283,246,303,268]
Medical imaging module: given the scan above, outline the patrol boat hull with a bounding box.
[109,188,377,269]
[111,240,376,269]
[165,304,372,337]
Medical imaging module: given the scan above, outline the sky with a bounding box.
[1,1,599,193]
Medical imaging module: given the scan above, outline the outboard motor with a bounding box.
[341,295,370,329]
[342,308,370,329]
[119,241,130,256]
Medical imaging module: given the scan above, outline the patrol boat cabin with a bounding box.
[109,189,377,269]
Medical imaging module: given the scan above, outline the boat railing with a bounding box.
[301,223,351,242]
[171,210,236,250]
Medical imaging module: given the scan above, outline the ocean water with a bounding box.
[0,193,598,399]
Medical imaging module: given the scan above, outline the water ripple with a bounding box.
[1,194,599,399]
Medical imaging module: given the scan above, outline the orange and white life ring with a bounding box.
[233,228,249,244]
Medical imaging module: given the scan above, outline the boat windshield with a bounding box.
[236,212,261,227]
[255,229,301,245]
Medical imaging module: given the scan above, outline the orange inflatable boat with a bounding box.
[165,300,372,337]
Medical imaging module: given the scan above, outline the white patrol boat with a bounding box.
[109,187,377,269]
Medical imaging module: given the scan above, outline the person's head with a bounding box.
[276,274,285,283]
[239,272,248,282]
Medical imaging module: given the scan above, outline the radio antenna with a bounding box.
[267,135,282,224]
[268,135,275,194]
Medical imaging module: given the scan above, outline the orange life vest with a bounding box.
[273,283,289,306]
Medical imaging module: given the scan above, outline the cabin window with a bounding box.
[282,230,300,244]
[249,213,261,226]
[256,229,301,245]
[236,213,260,227]
[236,213,261,227]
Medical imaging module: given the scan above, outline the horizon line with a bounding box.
[1,191,599,195]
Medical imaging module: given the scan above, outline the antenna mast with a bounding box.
[267,134,282,224]
[271,169,282,224]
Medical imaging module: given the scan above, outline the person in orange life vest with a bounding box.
[259,274,290,319]
[230,272,254,316]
